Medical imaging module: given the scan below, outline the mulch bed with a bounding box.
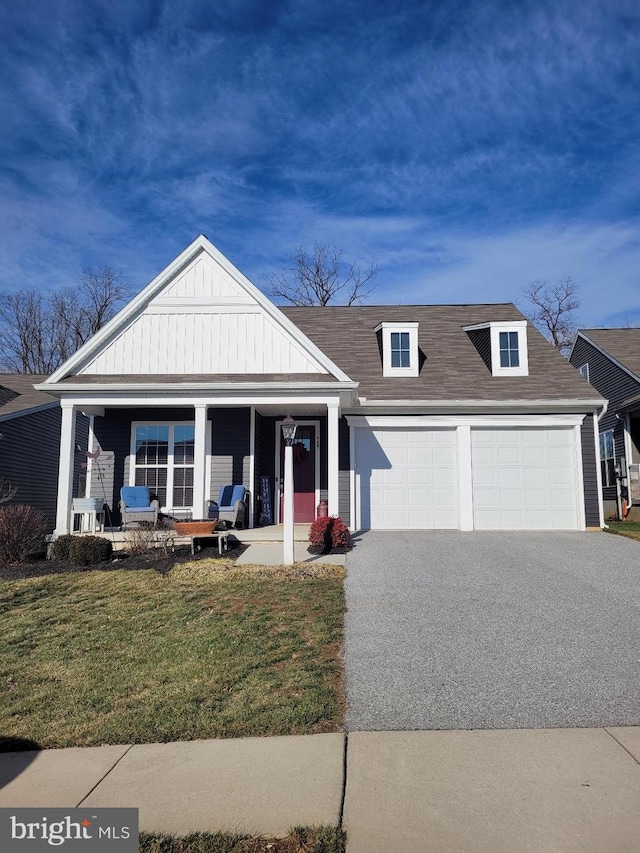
[0,541,247,582]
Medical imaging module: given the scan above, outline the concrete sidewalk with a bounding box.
[1,728,640,851]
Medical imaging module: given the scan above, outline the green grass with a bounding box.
[139,827,346,853]
[605,521,640,542]
[0,561,345,749]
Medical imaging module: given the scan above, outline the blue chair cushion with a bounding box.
[121,486,152,508]
[218,485,246,509]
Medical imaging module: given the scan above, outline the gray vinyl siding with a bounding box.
[0,408,88,532]
[570,336,640,501]
[339,416,351,525]
[0,407,62,531]
[209,408,251,509]
[580,413,600,526]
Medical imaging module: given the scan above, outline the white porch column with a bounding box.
[457,425,474,531]
[193,403,208,519]
[283,443,294,564]
[55,402,77,535]
[327,400,340,517]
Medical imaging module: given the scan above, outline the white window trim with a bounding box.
[599,428,616,488]
[464,320,529,377]
[578,363,590,381]
[375,322,419,377]
[130,421,196,512]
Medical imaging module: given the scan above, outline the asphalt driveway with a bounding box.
[344,531,640,731]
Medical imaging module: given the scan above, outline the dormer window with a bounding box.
[375,322,419,377]
[391,332,411,367]
[464,320,529,377]
[499,331,520,368]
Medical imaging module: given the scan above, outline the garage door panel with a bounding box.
[356,428,458,529]
[472,428,579,530]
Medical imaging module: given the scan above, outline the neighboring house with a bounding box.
[0,375,87,530]
[570,329,640,520]
[38,235,604,535]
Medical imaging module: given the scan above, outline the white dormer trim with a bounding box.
[375,322,420,378]
[464,320,529,377]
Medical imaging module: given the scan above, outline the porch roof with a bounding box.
[56,373,342,385]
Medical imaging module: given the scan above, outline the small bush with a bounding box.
[0,504,48,564]
[49,534,75,561]
[308,516,350,553]
[68,536,113,566]
[329,516,350,550]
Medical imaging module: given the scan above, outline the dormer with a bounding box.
[464,320,529,377]
[375,322,420,377]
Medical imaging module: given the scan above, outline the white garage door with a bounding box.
[471,428,579,530]
[355,428,459,529]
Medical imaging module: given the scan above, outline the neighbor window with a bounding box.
[599,429,616,488]
[499,331,520,368]
[579,363,589,381]
[133,423,195,508]
[391,332,411,368]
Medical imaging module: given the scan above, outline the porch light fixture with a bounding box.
[281,415,296,565]
[281,414,297,446]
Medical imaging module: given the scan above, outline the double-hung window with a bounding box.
[499,331,520,368]
[599,430,616,488]
[133,423,195,509]
[390,332,411,368]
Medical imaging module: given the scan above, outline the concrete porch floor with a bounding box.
[78,523,312,547]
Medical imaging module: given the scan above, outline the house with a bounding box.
[37,235,605,535]
[570,329,640,520]
[0,374,87,530]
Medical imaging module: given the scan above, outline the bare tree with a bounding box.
[0,266,132,373]
[521,277,579,355]
[266,243,377,306]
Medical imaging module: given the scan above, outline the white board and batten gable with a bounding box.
[49,236,349,381]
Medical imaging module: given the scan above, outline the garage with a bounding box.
[352,422,582,531]
[471,427,579,530]
[354,428,459,529]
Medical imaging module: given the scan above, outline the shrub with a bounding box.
[0,504,48,564]
[329,516,350,550]
[68,535,113,566]
[308,516,350,553]
[49,534,75,561]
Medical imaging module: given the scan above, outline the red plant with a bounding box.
[308,515,350,552]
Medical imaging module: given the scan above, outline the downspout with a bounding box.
[597,401,609,528]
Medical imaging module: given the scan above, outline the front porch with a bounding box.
[55,395,350,536]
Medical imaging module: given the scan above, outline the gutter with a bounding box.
[345,398,605,415]
[35,380,359,396]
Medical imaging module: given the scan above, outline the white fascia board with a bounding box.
[0,401,60,422]
[35,380,357,396]
[575,332,640,387]
[345,398,604,414]
[346,414,586,428]
[48,235,353,384]
[463,320,527,332]
[51,392,345,409]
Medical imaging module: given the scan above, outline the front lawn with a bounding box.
[0,560,345,749]
[606,521,640,542]
[140,827,346,853]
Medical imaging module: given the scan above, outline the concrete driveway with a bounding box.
[344,531,640,731]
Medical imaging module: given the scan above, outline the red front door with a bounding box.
[279,424,317,523]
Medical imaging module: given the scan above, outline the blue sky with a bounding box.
[1,0,640,327]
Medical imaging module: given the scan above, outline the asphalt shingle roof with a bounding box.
[0,374,56,419]
[282,304,601,401]
[578,329,640,380]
